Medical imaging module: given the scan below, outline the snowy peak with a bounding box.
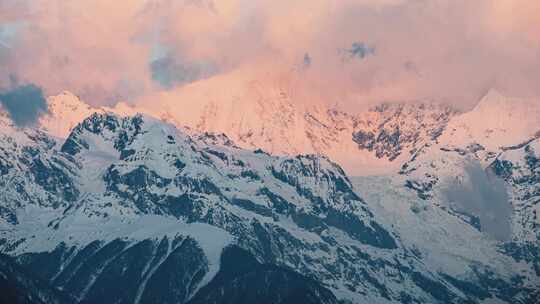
[473,88,540,130]
[439,89,540,151]
[476,88,507,110]
[40,91,104,138]
[32,88,463,175]
[34,89,540,177]
[39,92,145,139]
[47,91,91,113]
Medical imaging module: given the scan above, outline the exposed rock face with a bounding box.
[352,103,456,161]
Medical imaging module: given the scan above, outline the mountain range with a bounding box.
[0,87,538,303]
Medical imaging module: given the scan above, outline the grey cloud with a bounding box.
[0,82,48,126]
[150,55,217,89]
[346,42,375,59]
[302,53,312,68]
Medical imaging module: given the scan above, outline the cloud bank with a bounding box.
[1,0,539,109]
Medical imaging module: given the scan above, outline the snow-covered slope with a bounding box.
[1,111,537,303]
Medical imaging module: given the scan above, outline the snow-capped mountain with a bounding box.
[395,89,540,293]
[1,104,539,303]
[39,87,458,176]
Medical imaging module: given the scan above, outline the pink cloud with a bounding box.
[0,0,539,109]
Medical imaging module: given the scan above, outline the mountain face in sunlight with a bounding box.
[0,87,539,303]
[38,87,459,176]
[38,87,538,176]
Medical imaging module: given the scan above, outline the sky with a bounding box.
[0,0,539,119]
